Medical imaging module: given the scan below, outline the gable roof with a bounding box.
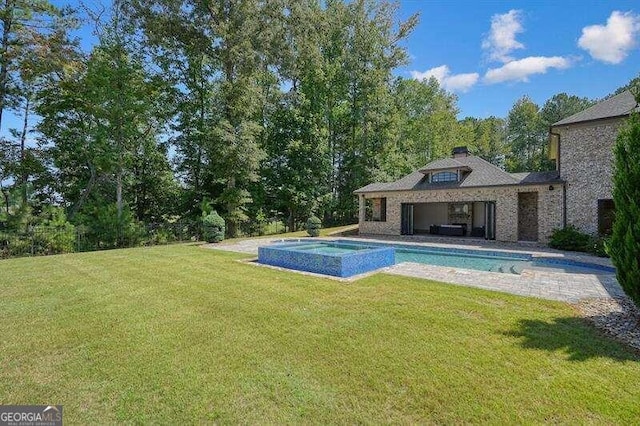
[354,155,562,193]
[552,90,639,127]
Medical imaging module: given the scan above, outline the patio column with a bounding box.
[358,194,366,223]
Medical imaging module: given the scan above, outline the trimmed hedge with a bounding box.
[202,211,226,243]
[306,215,321,237]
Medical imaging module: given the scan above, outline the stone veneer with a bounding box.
[556,118,623,235]
[358,184,563,243]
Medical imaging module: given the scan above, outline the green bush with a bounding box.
[36,207,76,254]
[610,98,640,306]
[589,236,610,258]
[75,204,145,250]
[202,210,225,243]
[549,226,592,252]
[306,215,321,237]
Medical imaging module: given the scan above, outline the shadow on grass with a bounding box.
[505,317,640,362]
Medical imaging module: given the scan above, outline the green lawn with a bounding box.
[1,243,639,424]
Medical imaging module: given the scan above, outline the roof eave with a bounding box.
[354,180,565,194]
[551,112,631,128]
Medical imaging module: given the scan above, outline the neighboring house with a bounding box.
[550,90,638,236]
[354,90,638,244]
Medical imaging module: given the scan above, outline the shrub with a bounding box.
[306,215,321,237]
[36,207,76,254]
[589,236,610,258]
[202,210,225,243]
[549,226,592,252]
[75,204,145,250]
[609,95,640,306]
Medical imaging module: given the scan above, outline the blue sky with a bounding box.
[396,0,640,118]
[3,0,640,134]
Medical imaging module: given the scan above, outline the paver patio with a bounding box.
[209,236,623,303]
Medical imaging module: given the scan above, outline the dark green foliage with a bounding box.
[549,226,593,252]
[306,215,321,237]
[246,209,268,236]
[609,104,640,305]
[202,210,225,243]
[75,204,145,250]
[590,236,610,258]
[0,206,75,258]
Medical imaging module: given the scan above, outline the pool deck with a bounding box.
[207,236,623,303]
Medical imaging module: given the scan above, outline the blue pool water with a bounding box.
[258,239,615,277]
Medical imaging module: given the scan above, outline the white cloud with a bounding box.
[482,10,525,63]
[484,56,572,84]
[578,11,640,64]
[411,65,479,92]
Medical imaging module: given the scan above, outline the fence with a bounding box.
[0,220,291,259]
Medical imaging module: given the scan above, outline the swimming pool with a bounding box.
[258,239,615,277]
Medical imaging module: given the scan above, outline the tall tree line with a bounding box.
[0,0,630,238]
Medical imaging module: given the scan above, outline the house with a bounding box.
[355,90,638,244]
[549,89,638,236]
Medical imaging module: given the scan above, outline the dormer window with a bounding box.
[431,171,458,183]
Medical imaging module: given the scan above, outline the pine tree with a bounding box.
[609,90,640,306]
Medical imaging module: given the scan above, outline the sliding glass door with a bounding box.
[484,201,496,240]
[401,203,414,235]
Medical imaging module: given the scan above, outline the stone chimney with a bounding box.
[452,146,469,158]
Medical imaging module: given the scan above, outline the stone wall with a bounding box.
[556,118,623,235]
[358,184,563,243]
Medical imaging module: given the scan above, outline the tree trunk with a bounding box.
[69,163,97,220]
[226,175,236,238]
[19,95,29,205]
[116,169,123,221]
[288,208,295,232]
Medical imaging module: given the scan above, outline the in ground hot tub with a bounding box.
[257,240,395,278]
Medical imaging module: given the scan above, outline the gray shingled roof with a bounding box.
[510,171,562,184]
[553,90,638,126]
[355,155,561,193]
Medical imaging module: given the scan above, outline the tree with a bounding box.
[613,72,640,96]
[458,116,506,168]
[609,90,640,306]
[505,96,548,172]
[37,1,172,226]
[540,93,594,127]
[133,0,268,237]
[0,0,77,210]
[390,77,460,175]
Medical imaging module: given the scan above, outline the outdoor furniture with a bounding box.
[429,224,466,236]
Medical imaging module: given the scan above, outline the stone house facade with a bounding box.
[550,90,637,236]
[355,90,638,244]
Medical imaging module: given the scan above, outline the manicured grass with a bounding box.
[1,243,639,423]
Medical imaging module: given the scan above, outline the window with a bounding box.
[431,171,458,183]
[598,199,615,235]
[365,198,386,222]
